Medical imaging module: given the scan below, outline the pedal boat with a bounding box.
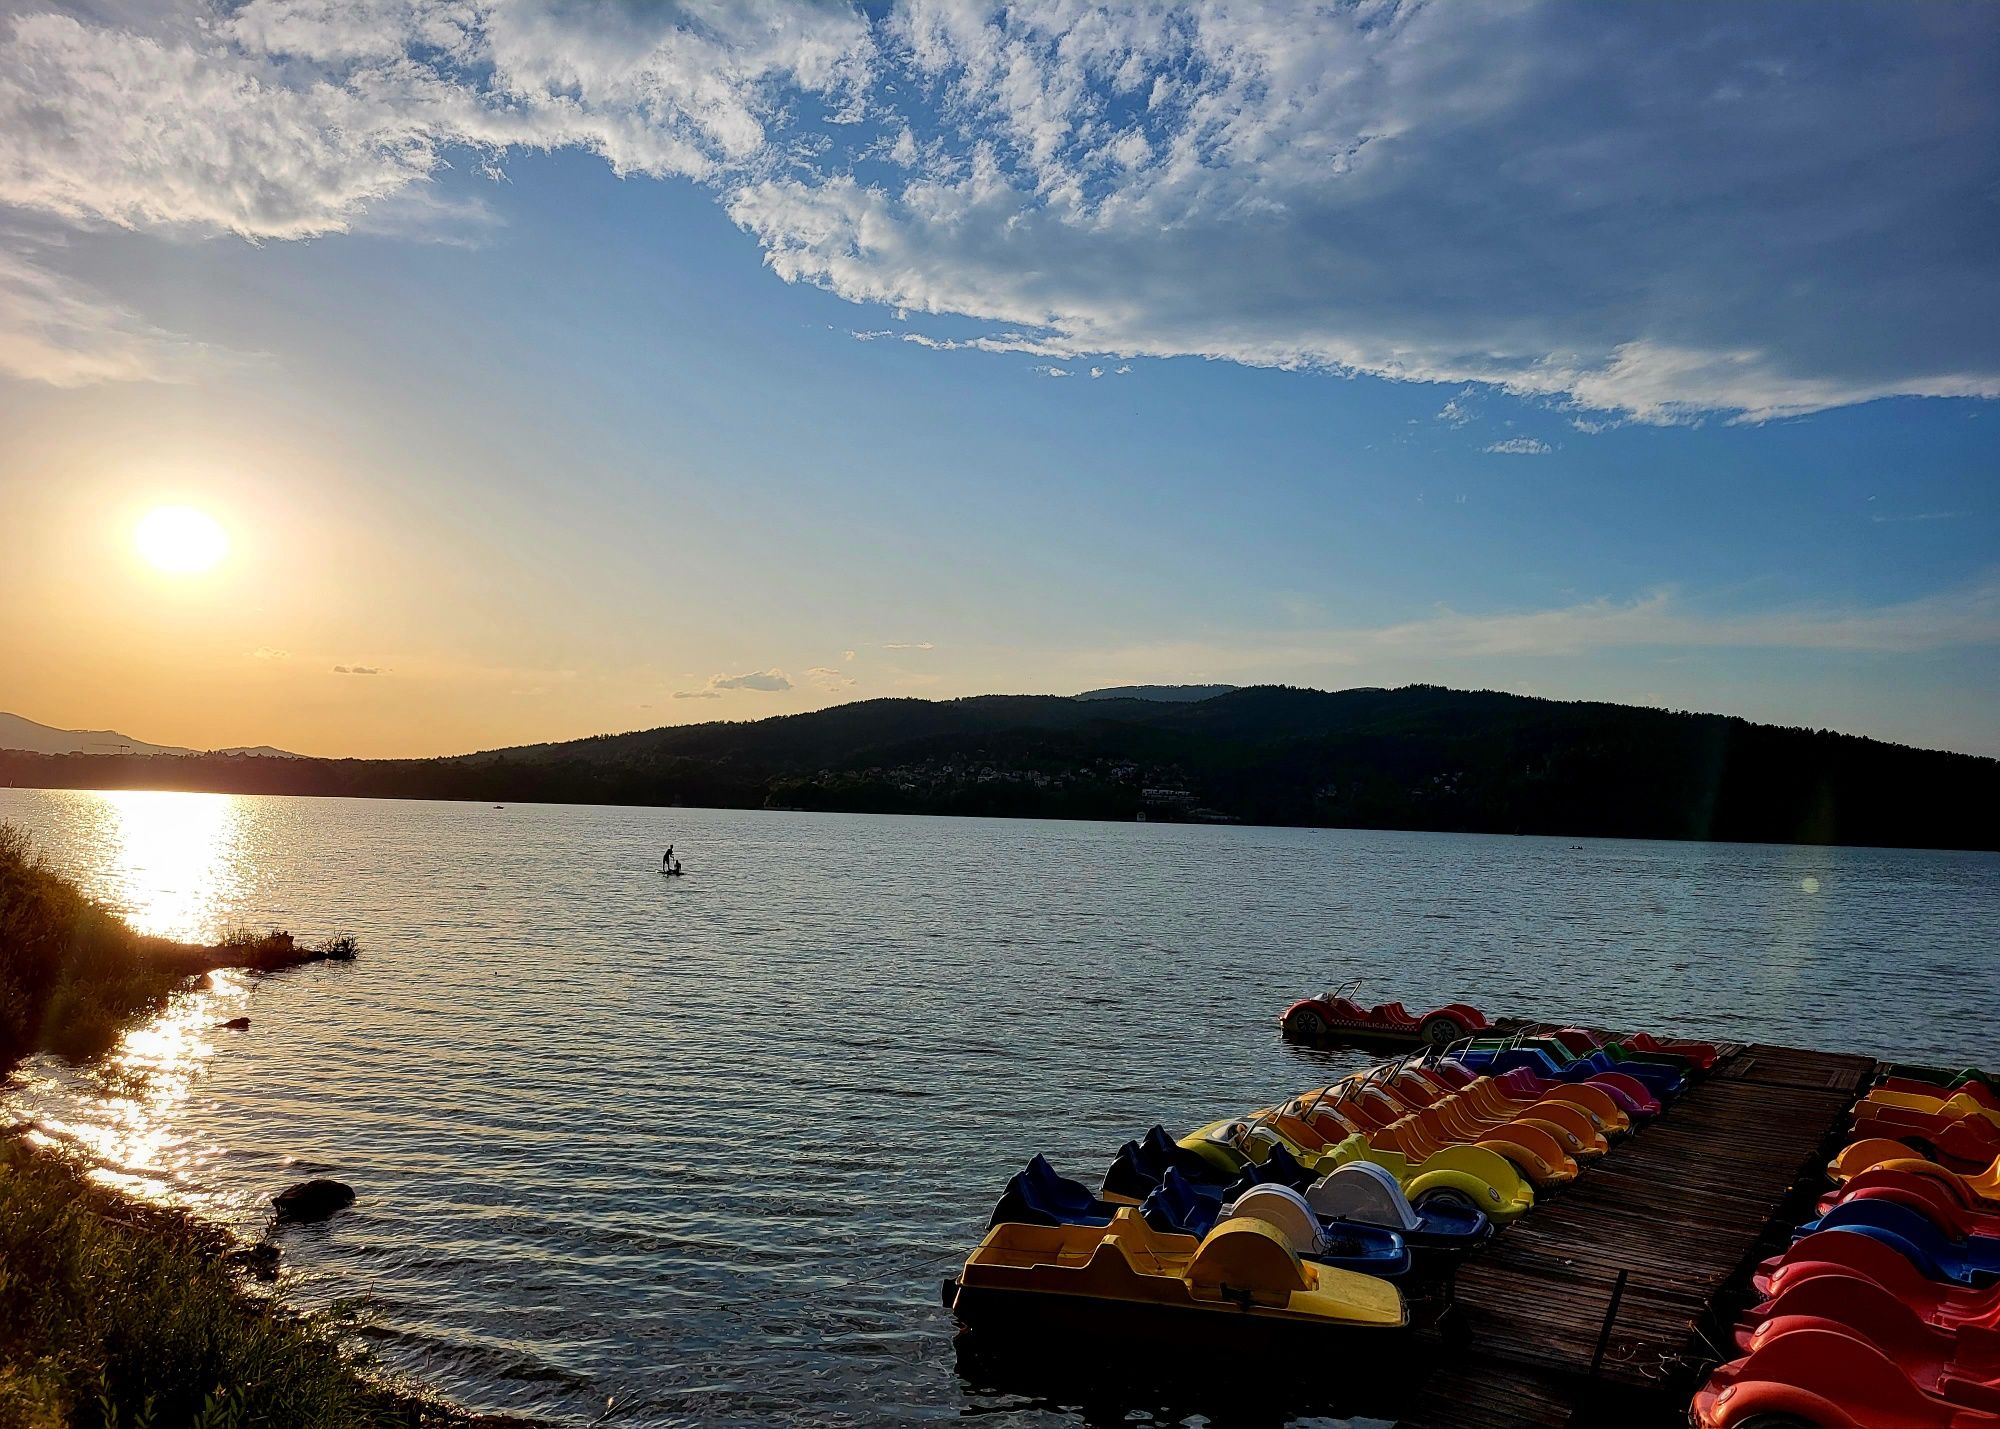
[1865,1089,2000,1132]
[1733,1311,2000,1411]
[1381,1064,1622,1145]
[1263,1100,1539,1222]
[1821,1169,2000,1240]
[1305,1161,1493,1258]
[1279,984,1490,1048]
[1302,1079,1589,1169]
[1544,1025,1719,1073]
[943,1207,1408,1351]
[1852,1102,2000,1175]
[1285,1084,1581,1188]
[1733,1272,2000,1356]
[1879,1079,2000,1117]
[1754,1231,2000,1332]
[1800,1199,2000,1288]
[1831,1141,2000,1207]
[1458,1040,1686,1099]
[1176,1115,1536,1222]
[1100,1124,1315,1205]
[992,1159,1413,1280]
[1692,1325,2000,1428]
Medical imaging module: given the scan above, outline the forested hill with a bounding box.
[3,686,1995,850]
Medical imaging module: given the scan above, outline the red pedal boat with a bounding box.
[1279,982,1490,1048]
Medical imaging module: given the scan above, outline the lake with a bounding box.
[2,789,1994,1426]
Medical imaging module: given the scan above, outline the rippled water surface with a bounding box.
[3,789,1995,1426]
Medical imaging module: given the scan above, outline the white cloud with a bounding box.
[0,2,873,240]
[332,663,385,675]
[725,2,2000,422]
[841,649,857,662]
[805,665,855,691]
[0,247,216,386]
[250,646,289,660]
[677,667,792,697]
[0,13,443,240]
[2,2,1995,417]
[1437,392,1476,428]
[1484,436,1550,455]
[883,640,935,651]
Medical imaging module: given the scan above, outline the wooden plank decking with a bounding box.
[1393,1044,1876,1429]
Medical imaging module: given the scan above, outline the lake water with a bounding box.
[2,789,1995,1426]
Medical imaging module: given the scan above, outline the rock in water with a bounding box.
[226,1241,282,1280]
[272,1178,355,1223]
[219,1016,251,1030]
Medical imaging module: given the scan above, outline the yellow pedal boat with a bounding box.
[1177,1115,1536,1224]
[944,1207,1407,1348]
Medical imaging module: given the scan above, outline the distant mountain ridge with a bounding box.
[1,685,1993,850]
[1074,684,1239,703]
[0,712,192,757]
[0,712,295,759]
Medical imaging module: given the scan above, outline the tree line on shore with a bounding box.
[3,685,1993,850]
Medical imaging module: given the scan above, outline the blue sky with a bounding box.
[0,2,1995,757]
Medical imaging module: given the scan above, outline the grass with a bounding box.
[0,824,499,1427]
[0,823,355,1069]
[0,1137,475,1429]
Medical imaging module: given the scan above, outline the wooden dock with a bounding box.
[1394,1043,1877,1429]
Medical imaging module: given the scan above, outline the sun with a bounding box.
[134,505,228,574]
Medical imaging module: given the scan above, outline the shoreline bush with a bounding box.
[0,823,354,1068]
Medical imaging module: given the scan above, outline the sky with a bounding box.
[0,0,1996,760]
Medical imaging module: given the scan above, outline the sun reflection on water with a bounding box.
[10,792,257,1214]
[94,790,249,941]
[13,969,252,1210]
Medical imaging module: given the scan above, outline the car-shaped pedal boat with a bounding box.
[1881,1078,2000,1117]
[1831,1141,2000,1207]
[1693,1324,2000,1428]
[1866,1089,2000,1130]
[1733,1271,2000,1356]
[1821,1170,2000,1240]
[1543,1025,1720,1073]
[1735,1312,2000,1409]
[1291,1089,1579,1190]
[1383,1059,1628,1135]
[1852,1104,2000,1175]
[1300,1076,1591,1175]
[1800,1200,2000,1288]
[1755,1229,2000,1325]
[1459,1039,1688,1098]
[1427,1056,1661,1121]
[1279,983,1490,1047]
[943,1207,1408,1352]
[1377,1065,1617,1149]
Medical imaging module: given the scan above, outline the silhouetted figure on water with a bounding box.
[661,845,673,873]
